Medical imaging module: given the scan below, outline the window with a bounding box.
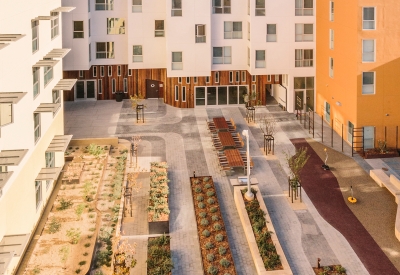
[195,24,206,43]
[107,18,125,34]
[88,0,90,12]
[96,42,114,59]
[274,75,279,82]
[52,90,60,104]
[155,20,165,37]
[89,43,91,62]
[0,103,12,126]
[133,45,143,62]
[224,22,242,39]
[123,78,128,93]
[329,29,334,49]
[213,0,231,14]
[172,52,183,70]
[248,22,250,41]
[44,66,53,86]
[108,66,112,76]
[255,0,265,16]
[35,181,42,209]
[206,76,210,83]
[128,69,132,76]
[112,78,116,93]
[329,57,334,78]
[362,40,375,62]
[266,24,277,42]
[235,71,240,82]
[33,67,40,98]
[45,152,55,168]
[95,0,114,10]
[295,24,313,42]
[93,66,97,77]
[229,71,233,83]
[267,75,271,82]
[255,50,266,68]
[325,101,331,122]
[247,47,250,66]
[252,84,256,95]
[348,121,354,142]
[252,75,256,82]
[79,70,84,78]
[51,12,59,39]
[295,0,313,16]
[117,66,121,76]
[98,79,103,94]
[186,77,190,84]
[73,21,84,38]
[194,77,198,83]
[172,0,182,16]
[132,0,142,12]
[213,46,231,64]
[178,77,182,83]
[363,7,375,30]
[182,86,186,102]
[100,66,104,77]
[295,49,313,67]
[248,0,250,15]
[32,20,39,53]
[242,71,246,82]
[175,86,179,101]
[215,72,219,83]
[330,1,334,21]
[89,19,91,37]
[34,113,40,142]
[362,72,375,94]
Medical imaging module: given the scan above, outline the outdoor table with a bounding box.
[218,132,236,149]
[213,117,229,132]
[224,149,244,169]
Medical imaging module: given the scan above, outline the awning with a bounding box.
[0,43,9,50]
[0,251,13,275]
[35,167,62,181]
[43,48,70,59]
[0,34,25,42]
[0,92,27,104]
[51,7,76,13]
[46,135,73,152]
[34,16,57,21]
[32,59,59,67]
[53,79,77,90]
[0,172,13,198]
[0,234,30,256]
[0,150,28,166]
[34,103,61,113]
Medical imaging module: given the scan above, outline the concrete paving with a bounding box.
[64,99,400,275]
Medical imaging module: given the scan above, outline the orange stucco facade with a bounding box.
[316,0,400,148]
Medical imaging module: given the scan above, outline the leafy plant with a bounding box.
[147,235,173,275]
[195,187,202,193]
[207,190,215,197]
[197,195,204,202]
[220,258,231,268]
[202,230,211,237]
[201,219,209,226]
[48,217,61,234]
[147,162,170,221]
[75,204,85,220]
[83,252,88,256]
[95,250,112,268]
[75,268,81,274]
[203,177,210,182]
[32,266,41,274]
[207,254,215,262]
[84,243,91,248]
[215,234,224,242]
[205,242,214,250]
[210,206,218,213]
[59,245,70,268]
[199,212,207,218]
[284,147,309,185]
[207,198,215,204]
[198,202,206,209]
[218,246,226,255]
[66,228,81,244]
[213,223,222,231]
[79,261,86,266]
[207,265,218,275]
[87,143,105,158]
[212,215,219,221]
[57,198,73,211]
[204,183,211,189]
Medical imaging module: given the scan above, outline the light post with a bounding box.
[242,130,254,201]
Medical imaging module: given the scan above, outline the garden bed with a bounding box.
[147,235,173,275]
[233,186,292,275]
[313,265,346,275]
[190,176,237,275]
[364,148,399,159]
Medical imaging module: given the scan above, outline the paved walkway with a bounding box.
[64,99,400,275]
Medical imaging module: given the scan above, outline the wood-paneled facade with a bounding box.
[63,65,281,108]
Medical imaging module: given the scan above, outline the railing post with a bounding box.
[313,112,315,138]
[322,115,324,143]
[385,126,387,143]
[341,124,344,152]
[331,119,334,148]
[397,126,398,151]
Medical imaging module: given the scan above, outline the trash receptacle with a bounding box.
[115,91,124,102]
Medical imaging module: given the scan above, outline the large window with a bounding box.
[224,22,242,39]
[51,12,59,39]
[362,40,375,62]
[35,181,42,209]
[123,78,128,93]
[133,45,143,62]
[266,24,277,42]
[295,49,313,67]
[213,0,231,14]
[96,42,114,59]
[52,90,60,105]
[295,0,313,16]
[0,103,12,126]
[45,151,54,189]
[32,21,39,53]
[294,77,314,111]
[112,79,116,93]
[107,18,125,34]
[44,66,53,86]
[155,20,165,37]
[73,21,84,38]
[195,24,206,43]
[329,57,334,78]
[33,67,40,98]
[182,86,186,102]
[255,0,265,16]
[132,0,142,12]
[213,46,231,64]
[34,113,40,142]
[363,7,375,30]
[172,0,182,16]
[195,86,247,106]
[362,72,375,94]
[295,24,313,42]
[329,29,334,49]
[255,50,266,68]
[175,86,179,101]
[172,52,183,70]
[95,0,114,10]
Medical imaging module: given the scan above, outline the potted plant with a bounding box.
[115,91,124,102]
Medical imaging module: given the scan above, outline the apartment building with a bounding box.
[62,0,315,111]
[0,1,75,274]
[316,0,400,148]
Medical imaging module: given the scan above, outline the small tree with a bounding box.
[59,245,70,269]
[66,228,81,244]
[285,147,309,183]
[130,93,144,109]
[112,235,137,275]
[259,114,276,136]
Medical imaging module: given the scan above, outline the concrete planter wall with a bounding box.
[234,186,293,275]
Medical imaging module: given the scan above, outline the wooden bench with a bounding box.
[370,169,400,241]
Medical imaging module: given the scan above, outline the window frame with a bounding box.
[133,45,143,62]
[362,71,375,95]
[229,71,233,83]
[195,24,206,43]
[235,71,240,83]
[100,66,104,77]
[35,180,42,210]
[224,21,242,39]
[107,18,125,35]
[255,0,265,16]
[34,113,41,143]
[329,1,334,21]
[175,85,179,101]
[96,42,115,59]
[215,72,219,83]
[52,90,60,104]
[32,20,39,53]
[295,49,313,67]
[178,77,182,84]
[252,75,256,82]
[93,66,97,77]
[212,46,232,64]
[123,78,128,93]
[51,12,59,39]
[132,0,142,13]
[128,69,132,76]
[155,20,165,37]
[362,39,375,62]
[329,57,334,78]
[212,0,231,14]
[295,0,313,16]
[117,65,121,76]
[182,86,186,102]
[172,51,183,70]
[255,50,266,68]
[44,66,54,87]
[73,21,84,39]
[33,67,40,98]
[0,103,13,126]
[266,24,277,42]
[172,0,182,16]
[241,71,246,82]
[194,77,198,84]
[206,76,210,83]
[112,78,116,94]
[98,79,103,94]
[186,77,190,84]
[329,29,334,49]
[108,66,112,76]
[95,0,114,11]
[295,23,313,42]
[363,7,376,30]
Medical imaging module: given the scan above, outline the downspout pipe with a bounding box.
[279,84,287,111]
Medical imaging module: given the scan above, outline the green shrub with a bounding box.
[198,202,206,209]
[212,215,219,221]
[95,250,112,268]
[199,212,207,218]
[205,242,214,250]
[195,187,202,193]
[213,223,222,231]
[218,246,227,255]
[220,258,230,268]
[203,177,210,182]
[84,243,90,248]
[335,265,346,273]
[48,217,61,234]
[207,254,215,262]
[207,198,215,204]
[57,198,73,211]
[75,268,81,274]
[207,190,215,197]
[83,252,88,256]
[201,219,209,226]
[215,234,224,242]
[66,228,81,244]
[78,261,86,266]
[75,204,85,220]
[202,230,211,237]
[210,206,218,213]
[204,183,211,189]
[197,195,204,202]
[87,143,104,158]
[207,265,218,275]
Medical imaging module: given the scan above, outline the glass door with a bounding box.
[87,81,96,98]
[76,81,85,99]
[75,80,96,100]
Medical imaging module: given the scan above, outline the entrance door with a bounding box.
[295,91,304,111]
[364,126,374,149]
[75,80,96,100]
[146,79,159,98]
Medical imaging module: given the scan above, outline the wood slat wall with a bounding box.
[63,66,281,108]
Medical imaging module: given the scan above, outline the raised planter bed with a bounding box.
[364,148,399,159]
[233,186,292,275]
[190,176,237,275]
[147,235,173,275]
[313,264,346,275]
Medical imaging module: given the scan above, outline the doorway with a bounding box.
[364,126,375,149]
[75,80,96,100]
[146,79,160,98]
[265,84,277,105]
